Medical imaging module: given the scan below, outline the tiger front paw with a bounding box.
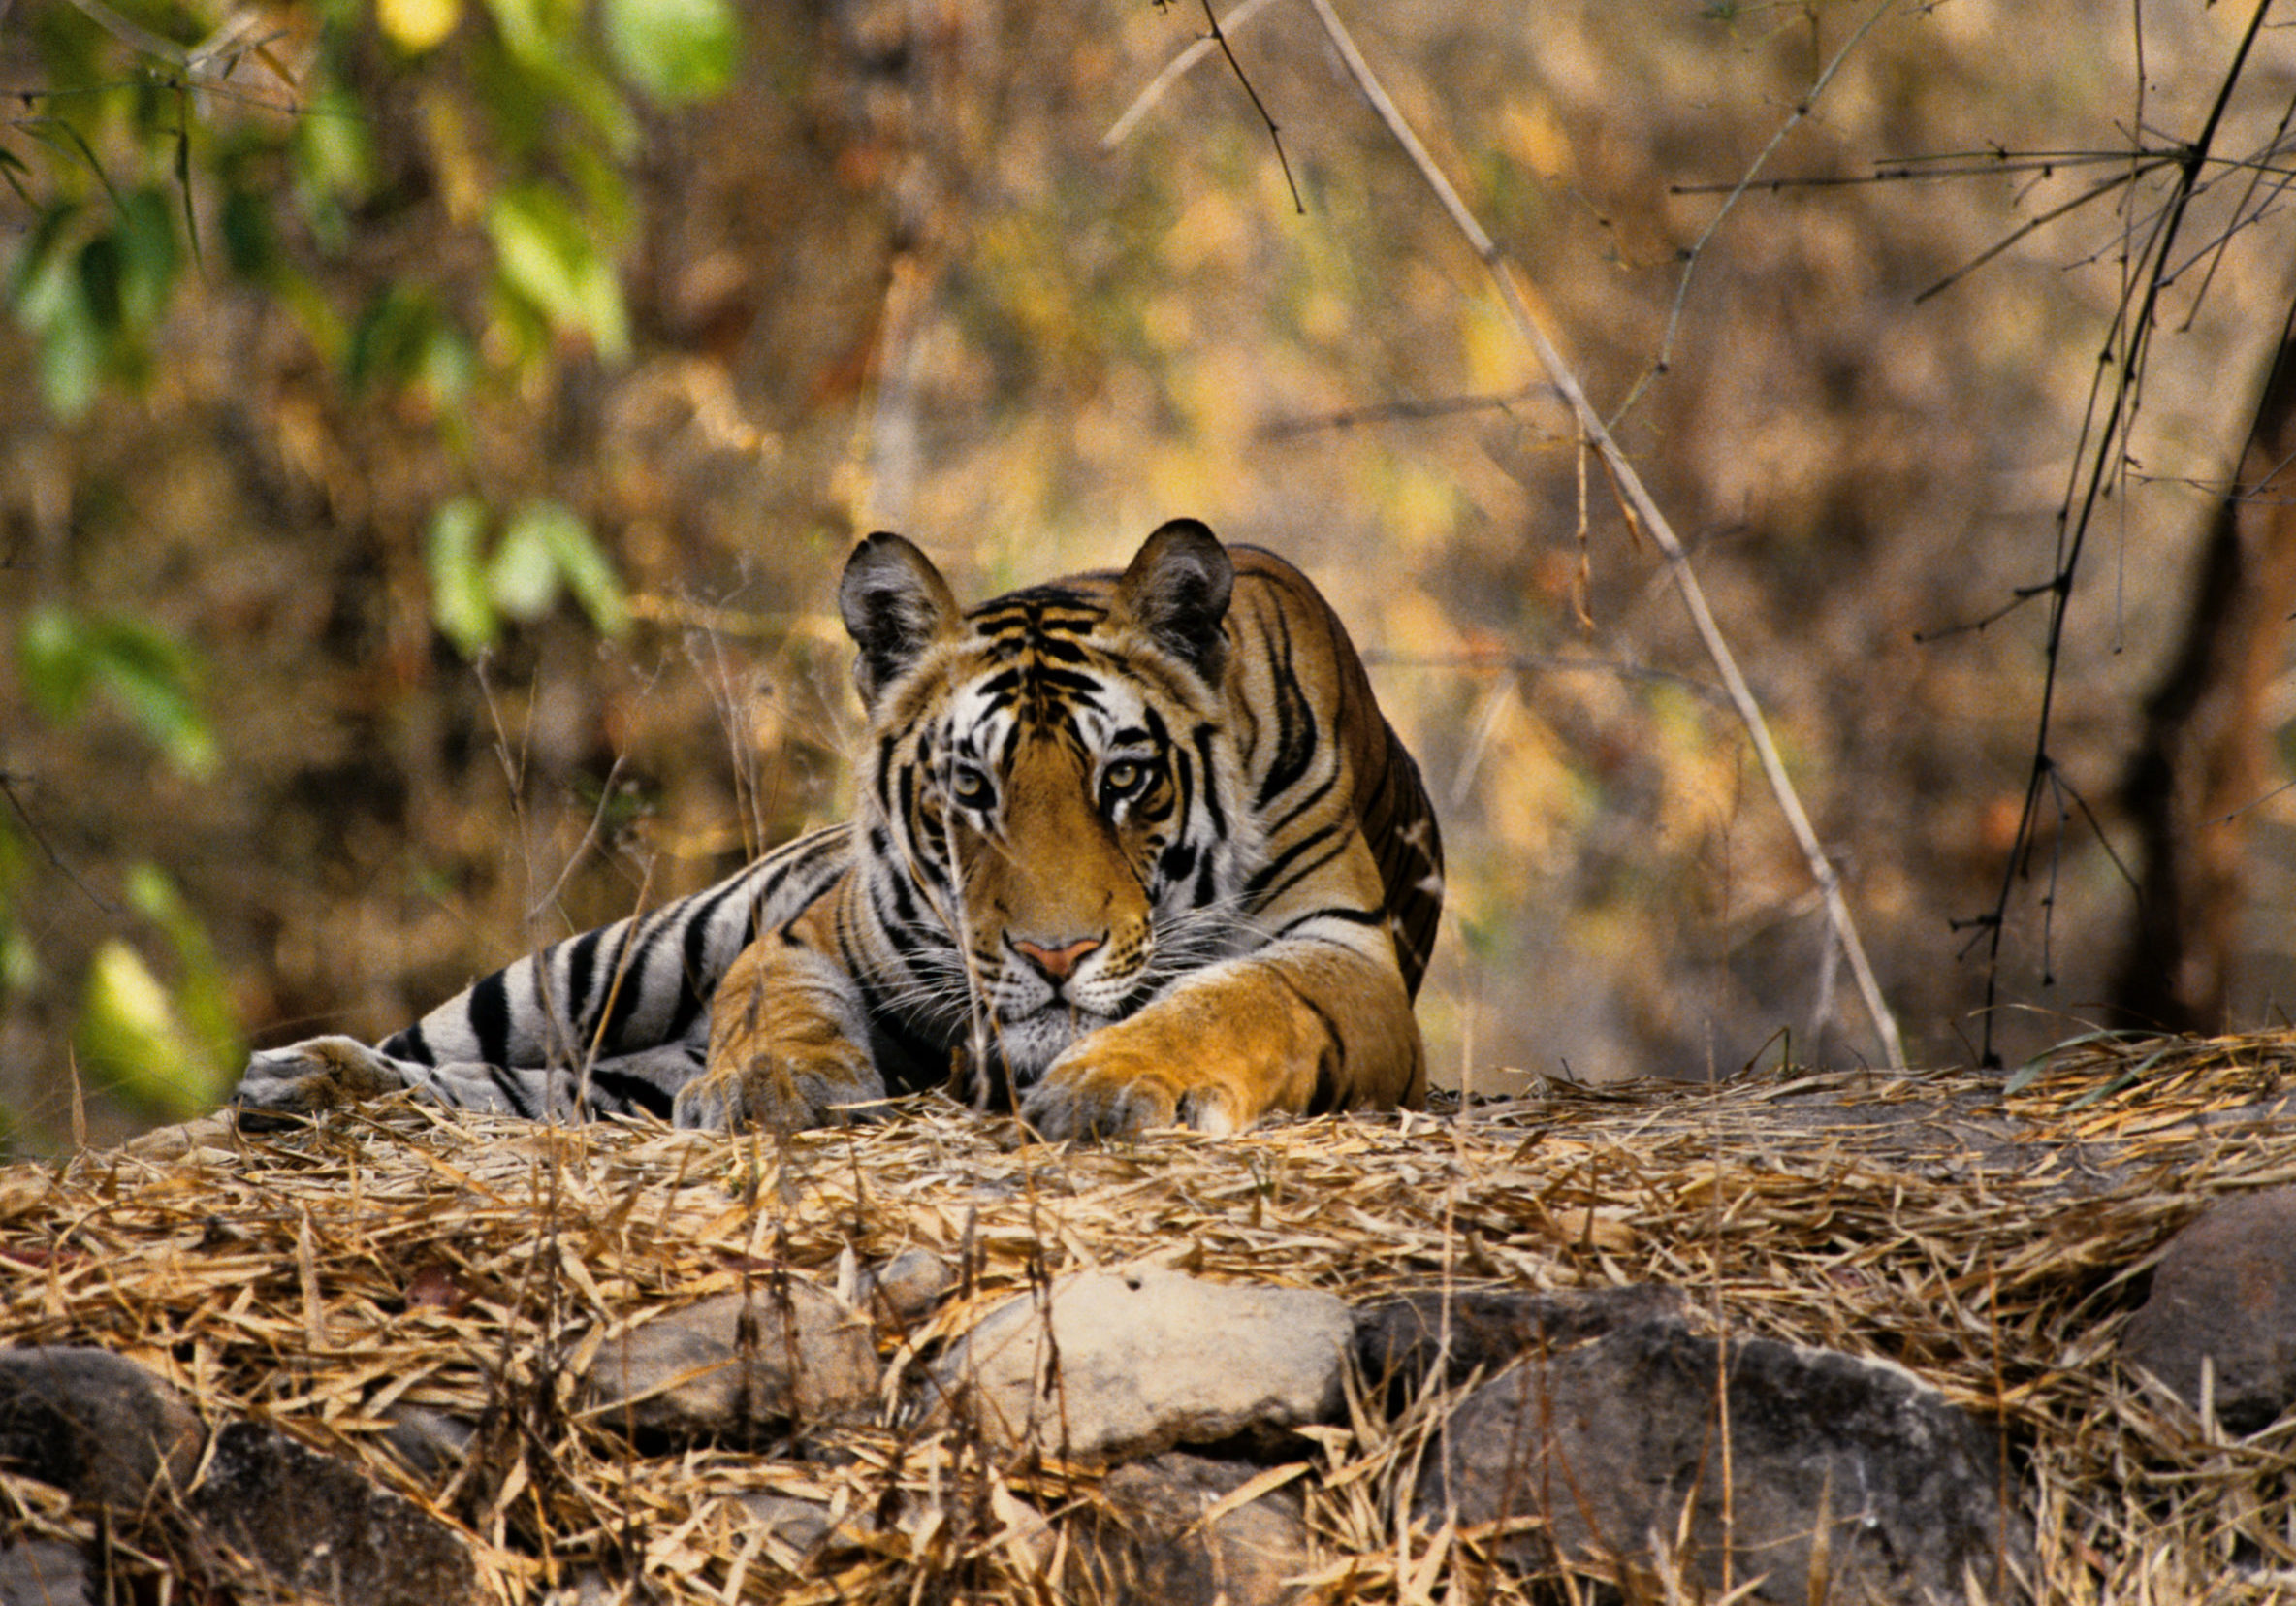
[1018,1043,1242,1141]
[231,1036,409,1127]
[671,1054,887,1133]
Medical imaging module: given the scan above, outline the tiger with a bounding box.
[231,519,1444,1140]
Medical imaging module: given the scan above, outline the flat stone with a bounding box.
[187,1420,479,1604]
[934,1267,1351,1463]
[585,1282,881,1443]
[0,1539,93,1606]
[380,1405,476,1481]
[2122,1185,2296,1431]
[1354,1284,1687,1408]
[854,1248,954,1329]
[1420,1317,2021,1606]
[0,1348,203,1512]
[1068,1452,1313,1606]
[730,1492,838,1558]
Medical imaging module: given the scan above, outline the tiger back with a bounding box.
[231,520,1443,1140]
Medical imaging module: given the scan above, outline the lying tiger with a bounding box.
[233,520,1444,1140]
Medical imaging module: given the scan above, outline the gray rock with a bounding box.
[380,1405,476,1481]
[585,1281,881,1443]
[933,1267,1351,1463]
[1420,1318,2020,1606]
[188,1419,479,1604]
[2122,1186,2296,1432]
[730,1492,838,1557]
[1355,1284,1687,1407]
[854,1248,954,1329]
[1068,1452,1313,1606]
[0,1347,203,1512]
[0,1540,93,1606]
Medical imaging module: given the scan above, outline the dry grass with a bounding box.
[6,1034,2296,1601]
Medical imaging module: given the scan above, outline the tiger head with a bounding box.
[838,520,1260,1086]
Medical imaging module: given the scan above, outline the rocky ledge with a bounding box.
[2,1043,2294,1605]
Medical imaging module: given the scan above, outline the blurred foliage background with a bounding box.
[4,0,2295,1151]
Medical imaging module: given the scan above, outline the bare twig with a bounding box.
[1301,0,1906,1068]
[1968,0,2277,1066]
[1258,383,1560,440]
[1102,0,1284,151]
[1195,0,1303,214]
[1618,0,1899,422]
[1,771,119,914]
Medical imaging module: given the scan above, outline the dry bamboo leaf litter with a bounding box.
[1,1039,2295,1601]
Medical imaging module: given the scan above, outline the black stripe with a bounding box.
[1274,906,1386,937]
[383,1020,434,1066]
[1244,823,1341,901]
[469,972,513,1068]
[1192,724,1228,838]
[1246,834,1349,911]
[1265,769,1338,841]
[562,928,606,1036]
[665,880,753,1044]
[486,1060,535,1116]
[584,1066,675,1120]
[1254,609,1317,810]
[596,923,656,1051]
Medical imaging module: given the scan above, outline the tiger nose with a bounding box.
[1012,935,1102,980]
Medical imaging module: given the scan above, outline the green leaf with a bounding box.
[124,864,241,1079]
[115,187,179,327]
[485,183,631,361]
[18,605,94,717]
[523,499,628,637]
[220,185,277,280]
[16,607,217,777]
[486,500,565,622]
[426,497,497,657]
[77,940,227,1118]
[480,0,551,68]
[604,0,739,103]
[75,231,123,329]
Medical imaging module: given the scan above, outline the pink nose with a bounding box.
[1012,935,1102,980]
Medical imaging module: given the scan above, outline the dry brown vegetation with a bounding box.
[5,1038,2296,1600]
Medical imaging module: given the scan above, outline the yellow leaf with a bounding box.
[378,0,462,53]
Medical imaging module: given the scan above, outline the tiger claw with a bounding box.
[1021,1068,1243,1141]
[230,1036,407,1127]
[671,1058,885,1134]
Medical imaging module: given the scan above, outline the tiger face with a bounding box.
[843,526,1259,1086]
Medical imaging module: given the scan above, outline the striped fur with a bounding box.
[233,521,1443,1138]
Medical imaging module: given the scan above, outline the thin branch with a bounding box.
[1301,0,1906,1068]
[1618,0,1899,423]
[1195,0,1303,214]
[1361,649,1732,708]
[0,772,119,915]
[1969,0,2276,1066]
[524,755,628,922]
[1101,0,1283,150]
[1257,383,1559,439]
[1916,160,2176,304]
[53,0,189,68]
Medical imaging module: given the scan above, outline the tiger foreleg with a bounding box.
[1018,945,1425,1140]
[234,1035,703,1124]
[231,1036,587,1124]
[676,929,887,1132]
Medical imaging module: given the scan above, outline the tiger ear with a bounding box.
[841,532,962,708]
[1115,519,1234,684]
